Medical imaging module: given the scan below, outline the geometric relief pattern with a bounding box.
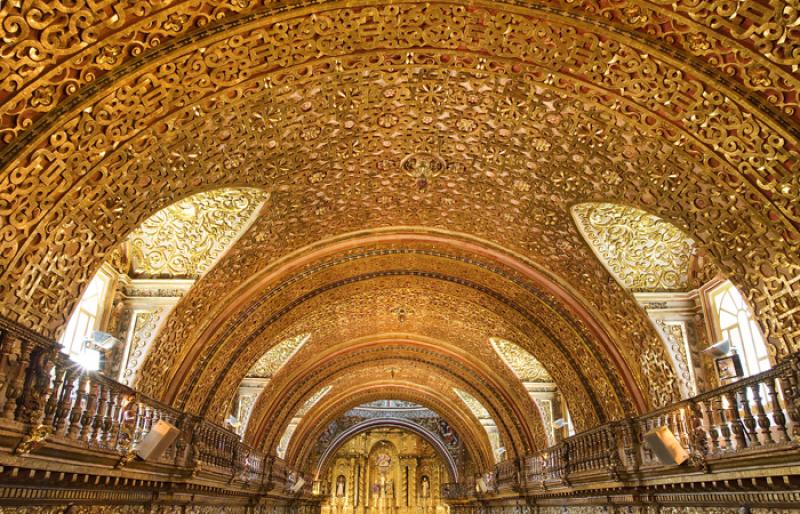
[247,334,309,378]
[127,188,267,278]
[572,203,696,292]
[654,319,696,397]
[296,386,333,417]
[490,338,553,382]
[236,392,259,437]
[532,398,554,446]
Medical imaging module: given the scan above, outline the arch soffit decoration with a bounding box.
[197,268,620,436]
[244,337,544,457]
[315,418,461,482]
[169,233,648,417]
[1,1,798,420]
[283,382,495,473]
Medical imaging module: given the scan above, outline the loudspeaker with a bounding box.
[643,426,689,465]
[136,420,180,461]
[476,477,488,493]
[291,477,306,493]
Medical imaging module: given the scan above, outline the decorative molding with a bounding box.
[490,338,553,383]
[127,188,268,278]
[573,203,697,292]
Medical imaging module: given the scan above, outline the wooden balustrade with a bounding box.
[2,316,799,502]
[437,355,800,500]
[0,317,306,493]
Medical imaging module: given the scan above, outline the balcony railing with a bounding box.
[0,317,309,493]
[444,353,800,499]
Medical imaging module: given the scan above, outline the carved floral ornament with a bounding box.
[572,203,698,292]
[125,188,268,278]
[0,0,798,452]
[490,338,553,383]
[0,0,798,352]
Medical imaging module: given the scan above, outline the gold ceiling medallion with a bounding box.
[400,152,447,190]
[390,306,414,323]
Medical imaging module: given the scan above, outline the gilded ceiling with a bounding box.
[125,188,268,278]
[309,407,471,479]
[244,340,545,458]
[454,389,491,420]
[275,385,332,458]
[572,203,697,292]
[490,338,553,383]
[247,334,309,378]
[1,0,799,467]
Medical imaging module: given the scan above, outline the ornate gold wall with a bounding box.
[320,428,450,514]
[3,0,800,475]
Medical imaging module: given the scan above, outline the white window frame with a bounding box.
[707,281,771,377]
[59,269,113,369]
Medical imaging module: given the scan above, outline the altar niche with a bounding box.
[321,428,449,514]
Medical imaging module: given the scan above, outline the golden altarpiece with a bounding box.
[321,429,449,514]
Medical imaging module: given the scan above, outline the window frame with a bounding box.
[704,280,772,378]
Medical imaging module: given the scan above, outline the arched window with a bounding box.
[708,281,770,377]
[59,269,112,370]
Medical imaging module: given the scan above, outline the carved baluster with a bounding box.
[55,368,78,436]
[118,399,139,452]
[93,383,110,445]
[716,395,732,450]
[81,379,99,442]
[738,386,758,447]
[43,357,67,429]
[766,377,789,443]
[0,333,14,414]
[582,435,590,471]
[143,405,154,437]
[684,401,702,458]
[105,391,122,448]
[580,434,588,471]
[779,373,800,442]
[704,397,721,453]
[17,345,58,425]
[67,373,89,440]
[750,382,773,445]
[666,411,679,448]
[3,338,32,420]
[132,403,146,445]
[724,391,746,450]
[105,386,118,447]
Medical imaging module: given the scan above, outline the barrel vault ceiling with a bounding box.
[1,0,798,467]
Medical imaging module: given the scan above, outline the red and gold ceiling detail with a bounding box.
[1,0,799,461]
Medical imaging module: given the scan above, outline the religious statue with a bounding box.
[385,479,394,498]
[336,475,346,497]
[438,420,458,447]
[375,452,392,470]
[420,476,430,498]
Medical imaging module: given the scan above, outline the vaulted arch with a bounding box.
[2,2,799,488]
[284,384,495,474]
[315,418,460,481]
